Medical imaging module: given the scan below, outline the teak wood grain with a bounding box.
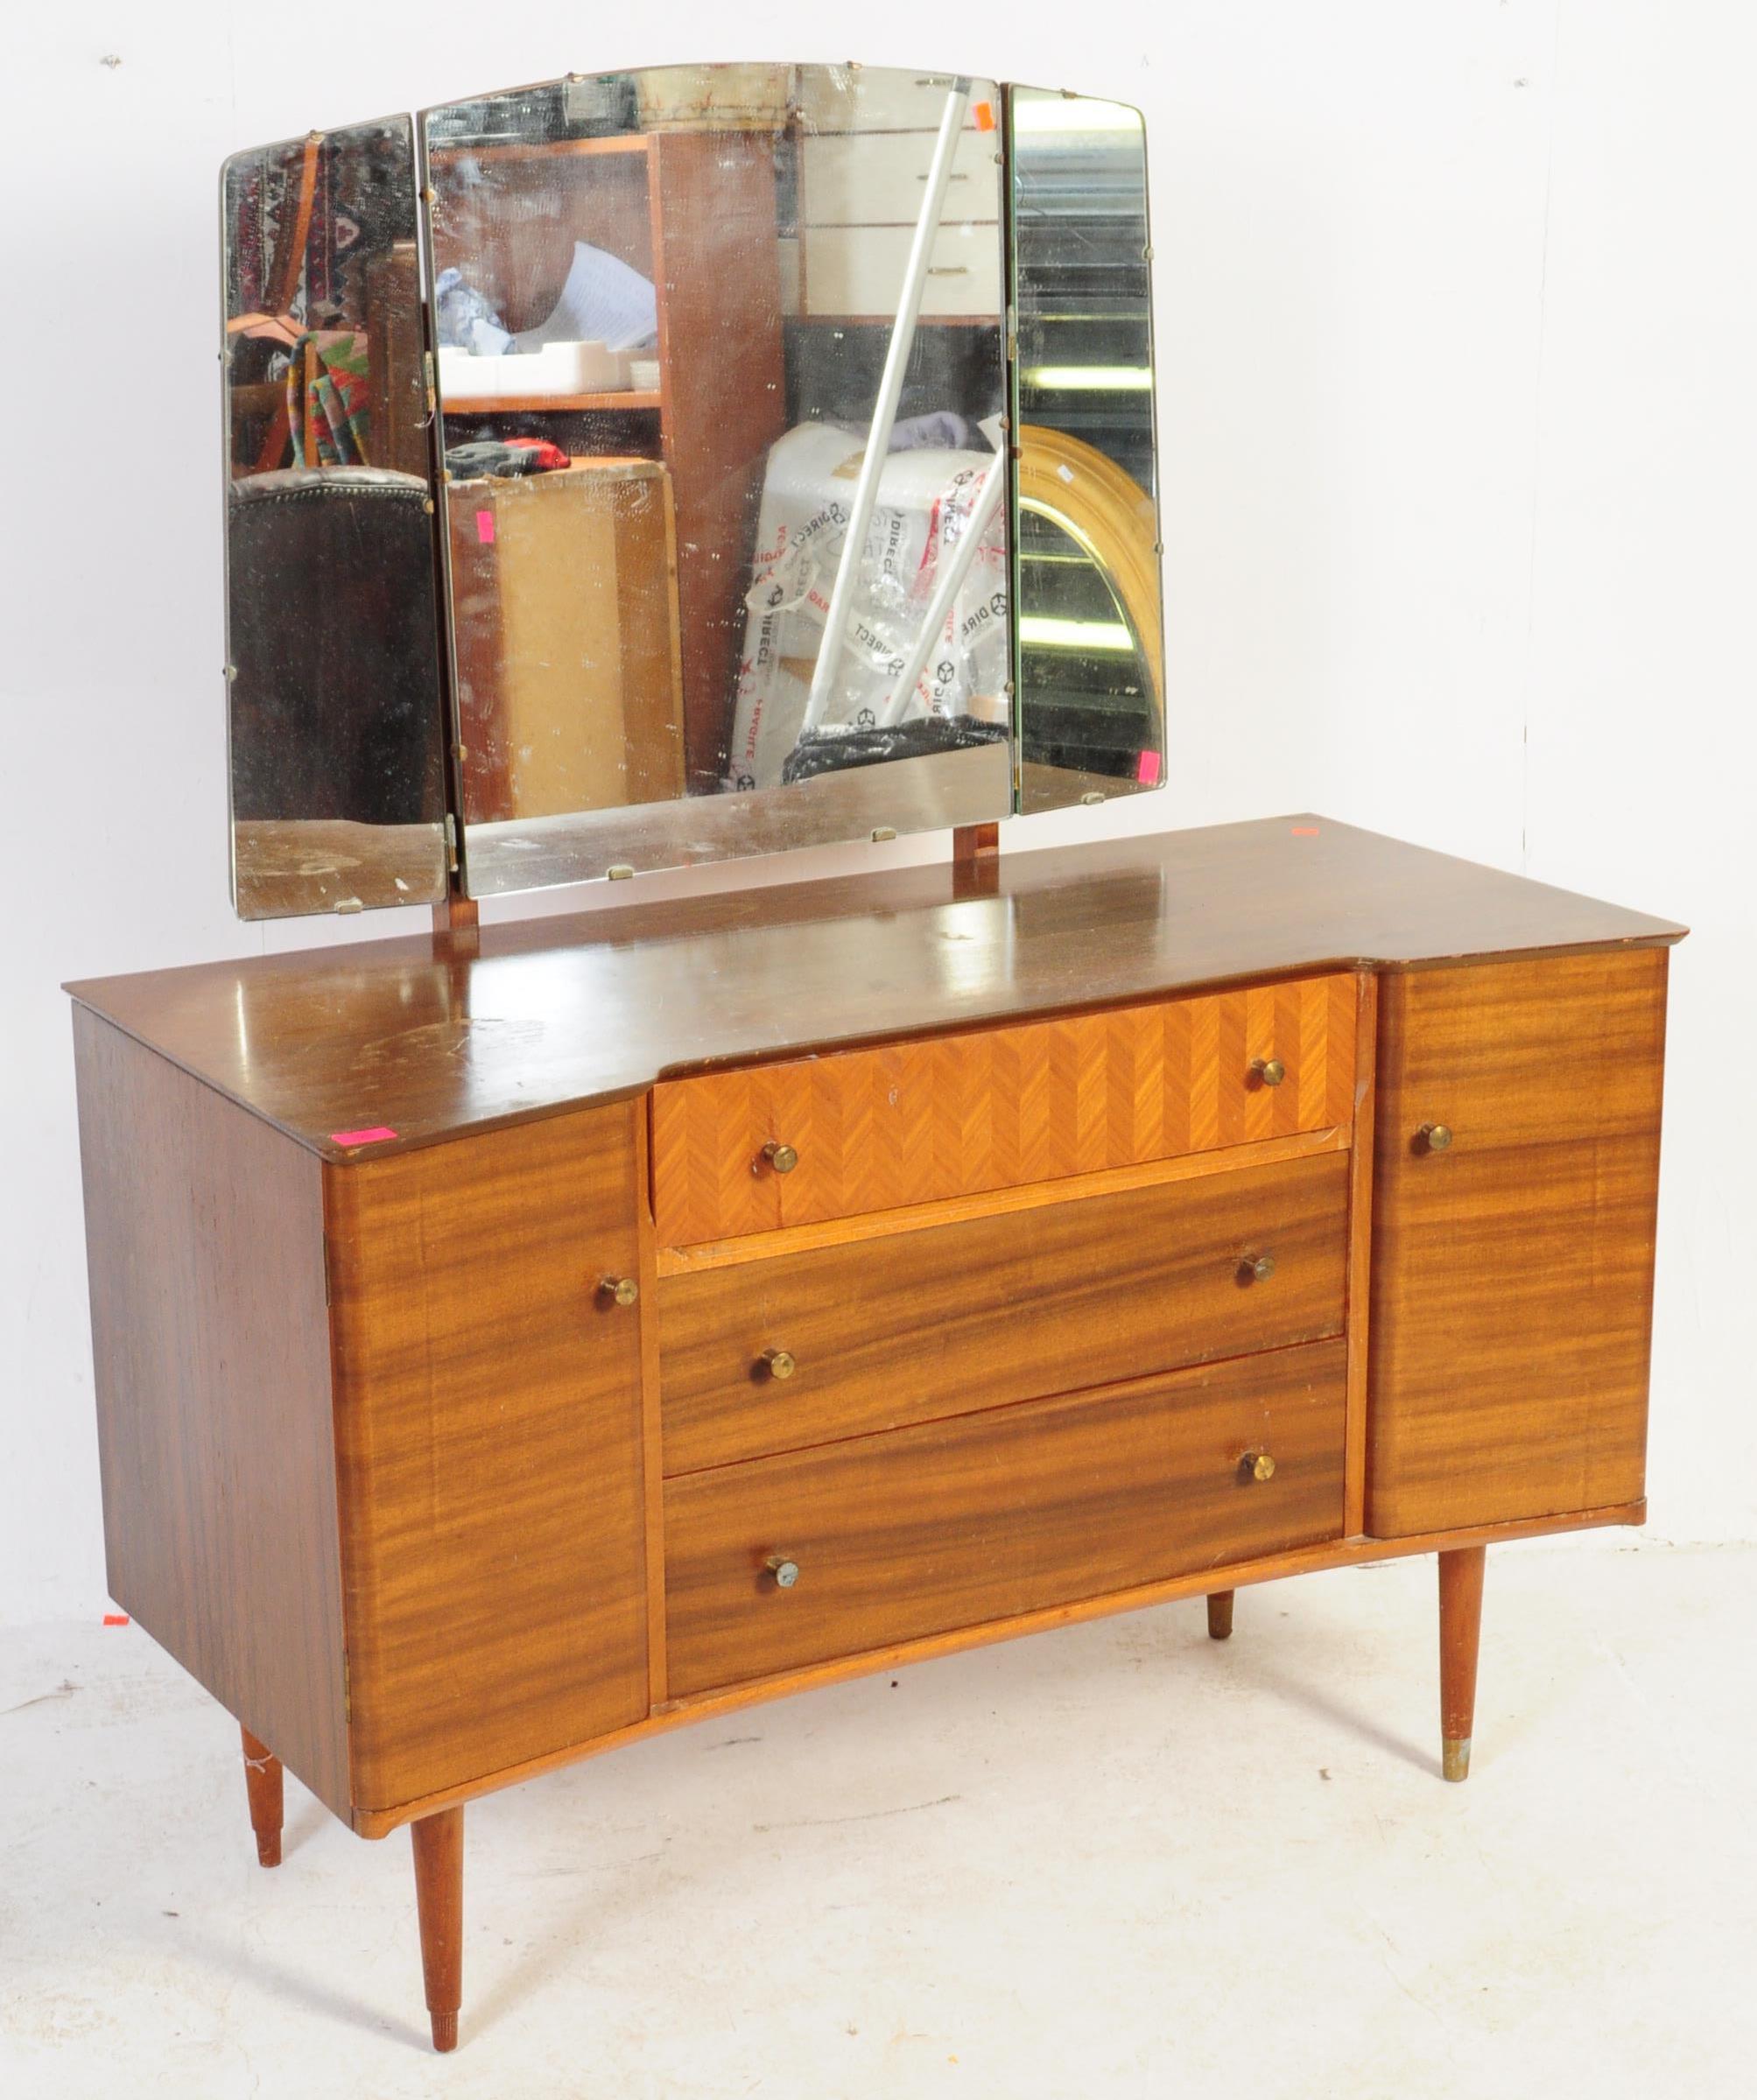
[664,1339,1348,1697]
[650,130,788,790]
[1366,950,1669,1536]
[360,1496,1643,1837]
[1438,1546,1487,1781]
[634,1109,670,1710]
[650,974,1357,1245]
[324,1105,649,1811]
[658,1148,1350,1475]
[241,1727,285,1868]
[62,817,1684,1162]
[63,812,1687,2054]
[1343,970,1378,1535]
[71,1010,351,1816]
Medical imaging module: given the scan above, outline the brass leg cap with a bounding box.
[1442,1736,1472,1783]
[430,2011,459,2053]
[255,1832,281,1869]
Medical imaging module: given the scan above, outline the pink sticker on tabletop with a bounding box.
[475,509,495,544]
[1135,749,1163,784]
[331,1126,398,1148]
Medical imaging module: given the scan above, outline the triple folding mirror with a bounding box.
[221,65,1161,917]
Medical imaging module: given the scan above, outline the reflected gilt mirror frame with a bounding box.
[217,67,1164,921]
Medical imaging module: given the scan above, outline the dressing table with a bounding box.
[68,61,1682,2051]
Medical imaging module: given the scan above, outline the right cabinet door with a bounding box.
[1367,949,1669,1536]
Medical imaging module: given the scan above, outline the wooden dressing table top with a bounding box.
[65,814,1683,1162]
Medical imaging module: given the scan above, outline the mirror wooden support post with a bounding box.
[240,1727,283,1868]
[411,1808,465,2053]
[432,894,479,937]
[1205,1591,1235,1641]
[1438,1546,1487,1782]
[952,821,1001,898]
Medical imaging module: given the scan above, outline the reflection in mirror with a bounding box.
[221,118,448,917]
[422,65,1014,895]
[1008,90,1163,814]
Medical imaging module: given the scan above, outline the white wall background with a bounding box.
[4,3,1752,1623]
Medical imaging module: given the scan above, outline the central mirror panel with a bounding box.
[422,64,1014,895]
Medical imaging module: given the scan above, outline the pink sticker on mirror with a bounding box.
[1135,749,1163,784]
[475,509,495,544]
[331,1126,397,1148]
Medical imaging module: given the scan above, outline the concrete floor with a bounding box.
[2,1540,1753,2099]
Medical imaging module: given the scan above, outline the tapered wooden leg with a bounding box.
[1205,1590,1235,1640]
[411,1808,464,2053]
[240,1727,283,1868]
[1438,1546,1486,1782]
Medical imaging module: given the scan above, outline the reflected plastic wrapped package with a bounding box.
[725,425,1009,792]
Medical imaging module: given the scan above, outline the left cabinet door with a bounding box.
[325,1103,649,1812]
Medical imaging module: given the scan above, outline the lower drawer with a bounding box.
[660,1148,1349,1474]
[664,1338,1348,1697]
[800,130,1001,226]
[801,222,1003,318]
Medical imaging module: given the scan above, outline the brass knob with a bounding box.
[599,1276,639,1307]
[765,1555,800,1590]
[1419,1122,1454,1153]
[1251,1057,1286,1087]
[760,1141,799,1175]
[760,1347,797,1380]
[1240,1252,1276,1283]
[1245,1452,1276,1483]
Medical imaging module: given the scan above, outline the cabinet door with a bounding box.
[326,1105,648,1811]
[1367,950,1669,1537]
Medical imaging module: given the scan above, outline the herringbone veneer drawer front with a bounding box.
[650,974,1358,1246]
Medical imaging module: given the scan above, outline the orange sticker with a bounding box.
[973,102,996,132]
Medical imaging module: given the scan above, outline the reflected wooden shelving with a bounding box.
[428,123,786,792]
[443,390,663,416]
[427,133,653,165]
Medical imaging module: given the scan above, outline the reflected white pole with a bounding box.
[877,453,1006,727]
[800,77,972,734]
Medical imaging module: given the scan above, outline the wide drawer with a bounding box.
[801,222,1003,318]
[800,130,1001,226]
[650,973,1358,1246]
[659,1148,1349,1475]
[664,1338,1348,1697]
